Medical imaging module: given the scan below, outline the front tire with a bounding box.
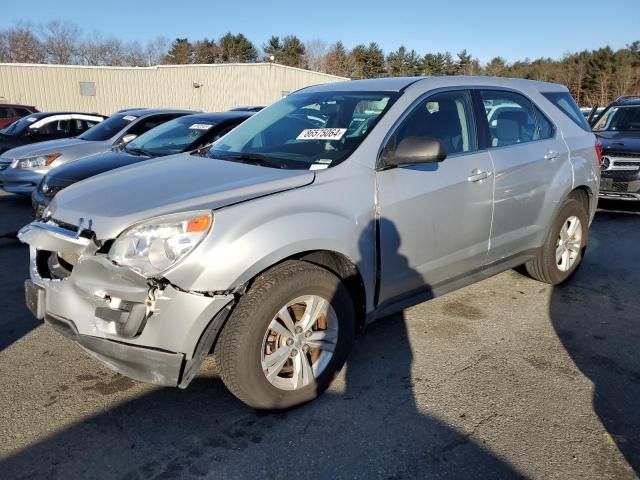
[215,260,355,409]
[525,195,589,285]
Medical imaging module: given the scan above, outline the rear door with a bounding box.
[478,89,568,262]
[376,89,495,305]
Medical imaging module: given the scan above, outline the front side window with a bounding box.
[593,105,640,132]
[390,90,477,155]
[38,119,71,135]
[79,113,136,141]
[125,116,218,156]
[124,114,182,139]
[481,90,540,147]
[209,91,398,169]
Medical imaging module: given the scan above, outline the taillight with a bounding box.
[595,138,603,166]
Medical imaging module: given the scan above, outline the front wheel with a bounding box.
[215,260,355,409]
[525,195,589,285]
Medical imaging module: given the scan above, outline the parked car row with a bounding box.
[12,76,601,410]
[31,111,254,214]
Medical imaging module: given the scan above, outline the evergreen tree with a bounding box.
[164,38,193,64]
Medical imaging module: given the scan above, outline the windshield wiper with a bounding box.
[212,152,287,169]
[125,147,155,157]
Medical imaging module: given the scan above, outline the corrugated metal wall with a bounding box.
[0,63,347,114]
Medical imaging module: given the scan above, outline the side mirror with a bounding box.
[120,134,137,144]
[27,128,40,137]
[381,137,446,168]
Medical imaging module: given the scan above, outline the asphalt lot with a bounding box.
[0,191,639,480]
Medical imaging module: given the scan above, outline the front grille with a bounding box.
[614,161,640,167]
[603,151,640,159]
[612,182,630,192]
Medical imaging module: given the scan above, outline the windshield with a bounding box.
[593,105,640,132]
[79,113,136,141]
[208,91,398,169]
[0,115,38,137]
[126,116,217,156]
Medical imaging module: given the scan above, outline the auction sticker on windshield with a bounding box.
[297,128,347,141]
[189,124,213,130]
[123,115,137,121]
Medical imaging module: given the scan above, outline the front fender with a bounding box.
[164,168,377,306]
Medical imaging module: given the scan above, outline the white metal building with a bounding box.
[0,63,347,114]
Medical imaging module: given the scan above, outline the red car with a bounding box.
[0,103,39,129]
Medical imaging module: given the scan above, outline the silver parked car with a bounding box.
[0,108,195,194]
[19,76,600,409]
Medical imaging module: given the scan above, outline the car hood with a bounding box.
[1,137,88,160]
[47,150,145,186]
[48,154,315,239]
[595,131,640,154]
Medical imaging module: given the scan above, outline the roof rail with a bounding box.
[615,95,640,102]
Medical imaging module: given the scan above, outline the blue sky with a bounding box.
[2,0,638,63]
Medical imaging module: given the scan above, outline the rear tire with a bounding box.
[525,195,589,285]
[215,260,355,410]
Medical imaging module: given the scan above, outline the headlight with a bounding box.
[108,211,212,276]
[11,153,62,169]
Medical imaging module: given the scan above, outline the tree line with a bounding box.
[1,20,638,107]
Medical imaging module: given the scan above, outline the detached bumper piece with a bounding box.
[45,311,185,387]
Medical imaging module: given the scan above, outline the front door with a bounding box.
[376,90,494,306]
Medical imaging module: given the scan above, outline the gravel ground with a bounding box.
[0,192,638,480]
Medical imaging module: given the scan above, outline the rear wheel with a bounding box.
[525,195,589,285]
[215,260,355,409]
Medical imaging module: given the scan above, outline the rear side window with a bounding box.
[542,92,590,131]
[480,90,540,147]
[534,107,554,139]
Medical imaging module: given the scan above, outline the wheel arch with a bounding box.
[231,249,368,334]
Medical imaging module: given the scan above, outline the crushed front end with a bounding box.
[18,218,234,388]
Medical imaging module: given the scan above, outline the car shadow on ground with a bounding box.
[0,193,36,352]
[0,216,524,479]
[549,200,640,476]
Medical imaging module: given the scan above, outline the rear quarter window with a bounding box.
[542,92,591,131]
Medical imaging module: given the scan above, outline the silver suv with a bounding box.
[19,77,600,409]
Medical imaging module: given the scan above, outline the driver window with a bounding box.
[394,90,477,155]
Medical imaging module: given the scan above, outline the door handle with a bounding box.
[544,150,559,161]
[467,169,492,183]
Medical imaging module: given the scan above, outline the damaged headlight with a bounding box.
[108,211,212,276]
[11,153,62,169]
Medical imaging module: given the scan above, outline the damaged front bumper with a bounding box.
[18,220,234,388]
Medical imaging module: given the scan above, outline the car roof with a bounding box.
[25,111,106,119]
[611,96,640,106]
[300,75,568,94]
[0,103,36,108]
[175,111,254,123]
[124,108,199,117]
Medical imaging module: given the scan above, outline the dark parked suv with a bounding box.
[593,96,640,200]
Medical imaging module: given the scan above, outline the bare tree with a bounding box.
[145,36,170,65]
[0,23,45,63]
[305,38,327,72]
[42,20,81,64]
